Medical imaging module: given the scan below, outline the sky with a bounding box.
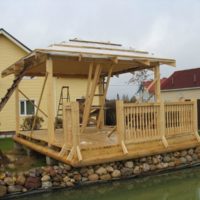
[1,0,200,98]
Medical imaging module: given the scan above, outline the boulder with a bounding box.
[100,174,111,181]
[24,176,41,190]
[111,170,121,178]
[142,163,150,172]
[188,149,194,156]
[121,167,133,177]
[124,161,134,168]
[7,185,23,193]
[186,155,193,162]
[168,162,175,167]
[42,181,52,189]
[179,157,187,164]
[106,166,114,173]
[66,181,74,187]
[63,176,70,183]
[4,177,15,186]
[73,174,82,182]
[41,175,51,182]
[16,175,26,186]
[0,185,7,197]
[180,150,187,157]
[95,167,107,175]
[88,174,99,182]
[133,166,141,175]
[163,155,171,162]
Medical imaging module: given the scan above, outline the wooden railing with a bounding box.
[61,102,82,161]
[116,100,197,145]
[165,102,195,136]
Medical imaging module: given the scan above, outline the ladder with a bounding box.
[55,86,70,128]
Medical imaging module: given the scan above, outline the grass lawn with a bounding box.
[0,138,14,152]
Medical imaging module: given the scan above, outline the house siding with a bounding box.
[0,34,90,132]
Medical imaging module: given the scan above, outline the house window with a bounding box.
[20,100,35,116]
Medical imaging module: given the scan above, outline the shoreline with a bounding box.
[1,146,200,199]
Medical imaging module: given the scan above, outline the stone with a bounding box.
[162,163,169,168]
[180,150,187,157]
[140,157,147,163]
[186,155,193,162]
[106,166,114,173]
[142,163,150,172]
[188,149,194,155]
[111,170,121,178]
[174,152,180,157]
[8,185,23,193]
[63,164,72,171]
[73,174,82,182]
[133,166,141,175]
[179,157,187,164]
[0,185,7,197]
[4,177,15,186]
[41,175,51,182]
[7,163,16,170]
[24,176,41,190]
[95,167,107,175]
[82,177,88,182]
[195,147,200,153]
[87,168,94,175]
[0,173,5,180]
[16,175,26,186]
[124,161,134,168]
[163,155,171,162]
[66,181,74,187]
[152,157,159,165]
[121,167,133,177]
[80,167,88,175]
[42,181,52,189]
[168,162,175,167]
[100,174,111,181]
[150,165,156,171]
[192,153,198,160]
[88,174,99,181]
[63,176,70,183]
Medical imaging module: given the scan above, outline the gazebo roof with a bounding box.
[1,39,176,78]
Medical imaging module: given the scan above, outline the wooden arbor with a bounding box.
[1,39,184,166]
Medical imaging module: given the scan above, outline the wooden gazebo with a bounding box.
[1,39,199,167]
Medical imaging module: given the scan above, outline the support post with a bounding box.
[46,57,55,146]
[193,99,200,142]
[154,64,161,103]
[160,101,168,147]
[15,84,20,136]
[116,101,128,154]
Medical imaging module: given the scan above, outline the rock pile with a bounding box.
[1,146,200,197]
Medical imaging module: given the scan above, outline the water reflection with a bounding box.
[20,167,200,200]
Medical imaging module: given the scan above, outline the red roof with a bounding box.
[161,68,200,90]
[144,78,167,94]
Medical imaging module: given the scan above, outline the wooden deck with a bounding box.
[19,127,117,149]
[14,127,200,167]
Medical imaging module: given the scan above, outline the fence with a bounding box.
[116,100,197,144]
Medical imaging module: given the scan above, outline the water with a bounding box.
[20,167,200,200]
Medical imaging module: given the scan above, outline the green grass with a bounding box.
[0,138,14,152]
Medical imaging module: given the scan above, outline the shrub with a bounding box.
[21,115,44,131]
[54,117,63,129]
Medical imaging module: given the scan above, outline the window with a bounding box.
[20,100,35,116]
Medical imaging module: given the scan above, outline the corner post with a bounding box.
[15,84,20,135]
[154,64,161,102]
[116,100,128,154]
[193,99,200,142]
[46,56,55,146]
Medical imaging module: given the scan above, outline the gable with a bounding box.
[0,34,28,71]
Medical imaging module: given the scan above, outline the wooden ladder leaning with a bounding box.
[55,86,70,128]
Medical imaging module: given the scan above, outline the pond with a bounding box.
[19,167,200,200]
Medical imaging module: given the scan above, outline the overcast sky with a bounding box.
[1,0,200,98]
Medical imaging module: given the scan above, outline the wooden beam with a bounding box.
[85,63,93,100]
[97,65,113,128]
[81,64,102,132]
[30,73,48,136]
[154,64,161,102]
[46,57,55,145]
[15,83,20,135]
[18,89,48,117]
[193,99,200,142]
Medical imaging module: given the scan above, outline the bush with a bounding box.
[54,117,63,129]
[21,115,44,131]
